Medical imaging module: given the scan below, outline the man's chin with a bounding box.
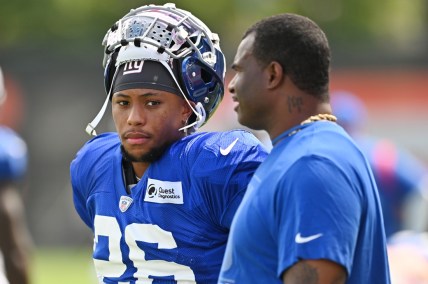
[121,144,167,163]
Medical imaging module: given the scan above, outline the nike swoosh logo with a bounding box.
[220,138,239,156]
[295,233,323,244]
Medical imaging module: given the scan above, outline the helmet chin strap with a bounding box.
[85,66,119,136]
[85,94,109,136]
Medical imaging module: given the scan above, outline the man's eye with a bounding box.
[147,101,161,106]
[118,101,129,106]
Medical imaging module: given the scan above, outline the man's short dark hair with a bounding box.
[244,13,331,99]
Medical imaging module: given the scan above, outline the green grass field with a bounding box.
[31,247,97,284]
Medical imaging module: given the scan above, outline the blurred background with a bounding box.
[1,0,427,283]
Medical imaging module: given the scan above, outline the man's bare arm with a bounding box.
[0,184,32,284]
[283,259,346,284]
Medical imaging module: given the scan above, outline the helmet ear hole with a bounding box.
[200,68,212,84]
[177,46,224,125]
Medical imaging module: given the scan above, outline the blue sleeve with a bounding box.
[70,142,94,229]
[276,155,362,276]
[70,133,118,229]
[0,128,28,181]
[190,131,268,229]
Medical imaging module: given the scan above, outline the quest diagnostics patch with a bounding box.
[144,178,184,204]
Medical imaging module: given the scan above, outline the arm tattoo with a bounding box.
[287,96,303,113]
[292,261,319,283]
[284,261,346,284]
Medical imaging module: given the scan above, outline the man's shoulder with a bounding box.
[185,129,266,153]
[176,130,268,170]
[72,132,120,168]
[78,132,119,154]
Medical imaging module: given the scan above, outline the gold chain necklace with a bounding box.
[284,113,337,140]
[300,113,337,125]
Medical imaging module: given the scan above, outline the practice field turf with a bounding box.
[31,247,97,284]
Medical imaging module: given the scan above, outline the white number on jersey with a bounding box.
[94,215,196,283]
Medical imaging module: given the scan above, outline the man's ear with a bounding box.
[182,100,195,121]
[266,61,284,90]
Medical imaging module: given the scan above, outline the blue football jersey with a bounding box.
[0,126,27,181]
[71,130,268,283]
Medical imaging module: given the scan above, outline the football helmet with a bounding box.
[86,3,225,135]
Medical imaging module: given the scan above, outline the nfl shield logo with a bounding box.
[119,196,133,212]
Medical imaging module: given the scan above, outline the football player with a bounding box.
[70,4,268,283]
[0,66,31,284]
[331,90,428,238]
